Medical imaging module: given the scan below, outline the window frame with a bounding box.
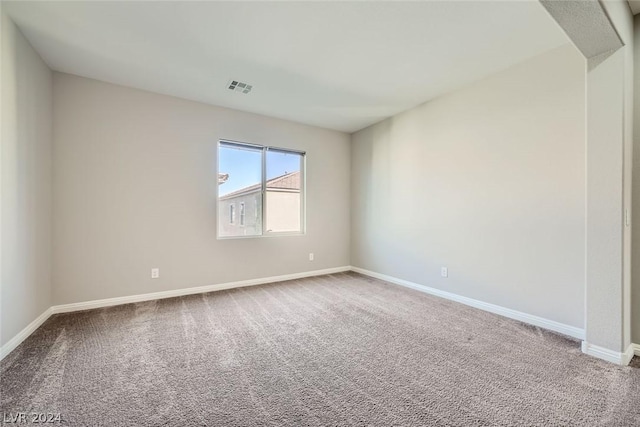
[217,139,306,239]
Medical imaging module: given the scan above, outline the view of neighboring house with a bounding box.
[218,171,301,237]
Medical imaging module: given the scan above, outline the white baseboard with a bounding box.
[624,344,635,364]
[0,266,350,362]
[1,307,53,360]
[350,266,585,340]
[51,266,351,314]
[633,343,640,357]
[581,341,635,365]
[3,265,624,366]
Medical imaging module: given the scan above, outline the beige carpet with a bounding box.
[1,272,639,426]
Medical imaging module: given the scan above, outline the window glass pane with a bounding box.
[218,144,262,237]
[265,150,302,233]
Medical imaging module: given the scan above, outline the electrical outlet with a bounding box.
[151,268,160,279]
[309,253,314,261]
[441,267,448,278]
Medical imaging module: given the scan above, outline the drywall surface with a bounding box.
[351,44,585,328]
[52,73,350,305]
[633,13,640,345]
[1,13,53,347]
[584,0,633,353]
[619,0,634,355]
[585,50,625,351]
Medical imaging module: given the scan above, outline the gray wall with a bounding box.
[52,73,350,305]
[1,12,53,347]
[351,44,586,328]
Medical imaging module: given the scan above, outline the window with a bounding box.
[218,140,304,238]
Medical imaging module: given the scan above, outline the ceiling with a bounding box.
[629,1,640,15]
[4,1,569,133]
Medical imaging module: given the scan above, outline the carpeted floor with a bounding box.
[1,272,639,426]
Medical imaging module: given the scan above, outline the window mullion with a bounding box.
[300,154,305,233]
[261,146,267,235]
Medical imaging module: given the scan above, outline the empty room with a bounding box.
[2,0,640,425]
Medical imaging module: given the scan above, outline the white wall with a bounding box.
[619,0,634,353]
[633,13,640,345]
[584,0,634,353]
[351,44,586,328]
[1,12,53,347]
[52,73,350,305]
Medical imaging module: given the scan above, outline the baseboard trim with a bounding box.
[0,265,600,363]
[633,343,640,357]
[350,266,585,340]
[581,342,634,365]
[1,307,53,361]
[51,266,351,314]
[624,344,635,364]
[0,266,350,362]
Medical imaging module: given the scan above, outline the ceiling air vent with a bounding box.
[228,80,252,94]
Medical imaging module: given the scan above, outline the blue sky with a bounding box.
[219,147,301,196]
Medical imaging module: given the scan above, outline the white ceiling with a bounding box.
[5,1,569,133]
[629,1,640,15]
